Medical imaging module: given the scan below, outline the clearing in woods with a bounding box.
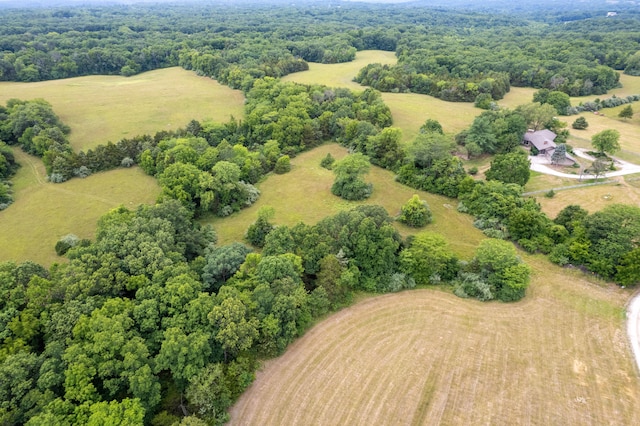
[0,149,160,266]
[206,143,483,259]
[0,67,245,151]
[282,50,479,142]
[230,261,639,425]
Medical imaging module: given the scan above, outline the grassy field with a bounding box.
[0,149,160,266]
[536,178,640,219]
[282,50,398,90]
[283,50,480,142]
[0,67,245,151]
[207,143,483,258]
[230,257,639,425]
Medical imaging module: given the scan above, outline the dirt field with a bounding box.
[230,259,640,425]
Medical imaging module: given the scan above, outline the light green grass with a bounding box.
[380,93,479,142]
[282,50,398,90]
[205,143,484,259]
[0,149,161,266]
[0,67,245,151]
[283,50,480,142]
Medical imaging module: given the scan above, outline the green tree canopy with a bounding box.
[485,150,531,186]
[591,129,620,155]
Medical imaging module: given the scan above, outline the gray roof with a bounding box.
[523,129,557,151]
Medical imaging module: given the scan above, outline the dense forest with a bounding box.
[2,1,640,425]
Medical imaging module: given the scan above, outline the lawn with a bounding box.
[0,67,245,151]
[536,179,640,218]
[0,149,160,266]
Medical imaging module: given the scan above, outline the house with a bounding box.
[522,129,557,155]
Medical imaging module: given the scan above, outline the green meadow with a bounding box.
[0,67,245,151]
[207,143,484,259]
[0,149,160,266]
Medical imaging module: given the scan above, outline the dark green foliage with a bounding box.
[419,119,444,135]
[572,116,589,130]
[355,63,510,102]
[320,153,335,170]
[618,104,634,119]
[0,142,19,180]
[474,93,494,110]
[331,153,373,201]
[54,234,80,256]
[365,127,404,171]
[398,195,432,227]
[396,132,466,198]
[457,238,531,302]
[533,89,571,115]
[400,232,458,285]
[461,109,527,157]
[485,150,531,186]
[246,217,275,248]
[202,243,253,292]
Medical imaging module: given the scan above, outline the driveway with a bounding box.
[628,292,640,375]
[529,148,640,179]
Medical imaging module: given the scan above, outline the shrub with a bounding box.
[73,166,92,178]
[121,157,135,167]
[398,195,432,227]
[274,155,291,174]
[55,233,80,256]
[468,166,478,175]
[545,189,555,198]
[572,117,589,130]
[320,153,335,169]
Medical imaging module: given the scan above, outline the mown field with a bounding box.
[0,67,245,151]
[230,259,639,425]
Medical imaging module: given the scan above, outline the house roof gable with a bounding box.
[523,129,557,150]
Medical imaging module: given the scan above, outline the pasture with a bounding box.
[0,149,160,266]
[0,67,245,151]
[282,50,480,141]
[230,258,638,425]
[206,143,484,259]
[281,50,398,91]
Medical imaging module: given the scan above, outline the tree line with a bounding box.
[0,3,638,98]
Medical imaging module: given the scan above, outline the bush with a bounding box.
[571,117,589,130]
[73,166,92,178]
[320,153,335,169]
[468,166,478,175]
[55,233,80,256]
[545,189,556,198]
[474,93,493,110]
[121,157,135,167]
[274,155,291,174]
[331,177,372,201]
[398,195,432,227]
[48,173,67,183]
